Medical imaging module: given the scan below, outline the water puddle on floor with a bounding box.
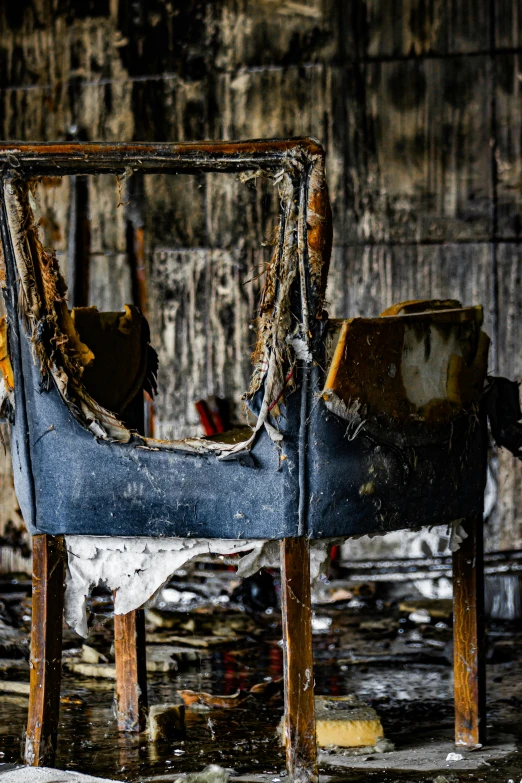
[0,569,521,781]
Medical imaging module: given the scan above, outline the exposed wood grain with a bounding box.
[209,0,339,71]
[327,243,494,331]
[494,449,522,550]
[87,173,130,306]
[495,0,522,49]
[452,515,486,747]
[149,246,259,439]
[494,54,522,239]
[25,534,65,766]
[280,537,317,783]
[114,608,148,733]
[215,65,329,143]
[358,57,491,244]
[364,0,490,57]
[497,243,522,377]
[493,243,522,550]
[142,164,277,440]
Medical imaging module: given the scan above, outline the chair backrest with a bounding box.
[0,140,489,541]
[0,140,335,539]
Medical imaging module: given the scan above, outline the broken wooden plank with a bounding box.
[452,515,486,747]
[114,607,148,732]
[25,534,65,766]
[280,537,317,783]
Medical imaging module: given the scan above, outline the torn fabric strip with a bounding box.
[65,535,335,637]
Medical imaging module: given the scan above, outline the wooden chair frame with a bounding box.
[0,141,486,781]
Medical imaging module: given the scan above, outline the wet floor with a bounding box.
[0,566,521,782]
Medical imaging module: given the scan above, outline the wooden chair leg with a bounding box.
[25,534,65,766]
[114,608,148,732]
[280,537,317,783]
[452,514,486,747]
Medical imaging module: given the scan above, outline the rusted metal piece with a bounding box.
[453,515,486,747]
[114,607,148,733]
[25,534,65,766]
[280,537,318,783]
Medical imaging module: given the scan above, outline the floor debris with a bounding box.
[173,764,229,783]
[0,766,118,782]
[0,682,29,696]
[314,695,384,748]
[316,730,517,772]
[0,559,521,781]
[146,704,185,741]
[81,644,108,664]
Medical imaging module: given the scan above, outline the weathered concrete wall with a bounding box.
[0,0,521,560]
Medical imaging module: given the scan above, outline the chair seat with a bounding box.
[10,299,487,539]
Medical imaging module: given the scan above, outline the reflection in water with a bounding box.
[1,590,522,782]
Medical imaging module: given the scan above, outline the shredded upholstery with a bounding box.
[1,146,331,456]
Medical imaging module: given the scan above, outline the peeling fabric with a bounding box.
[2,144,330,458]
[322,388,366,435]
[4,180,131,444]
[287,336,312,362]
[65,535,335,637]
[448,520,468,553]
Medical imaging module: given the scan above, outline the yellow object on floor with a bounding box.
[315,695,384,748]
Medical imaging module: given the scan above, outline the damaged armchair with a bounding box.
[0,139,495,782]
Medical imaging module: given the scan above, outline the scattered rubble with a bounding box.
[179,678,283,711]
[174,764,229,783]
[0,682,29,696]
[0,766,118,782]
[0,559,521,779]
[446,751,464,762]
[146,703,186,741]
[81,644,108,664]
